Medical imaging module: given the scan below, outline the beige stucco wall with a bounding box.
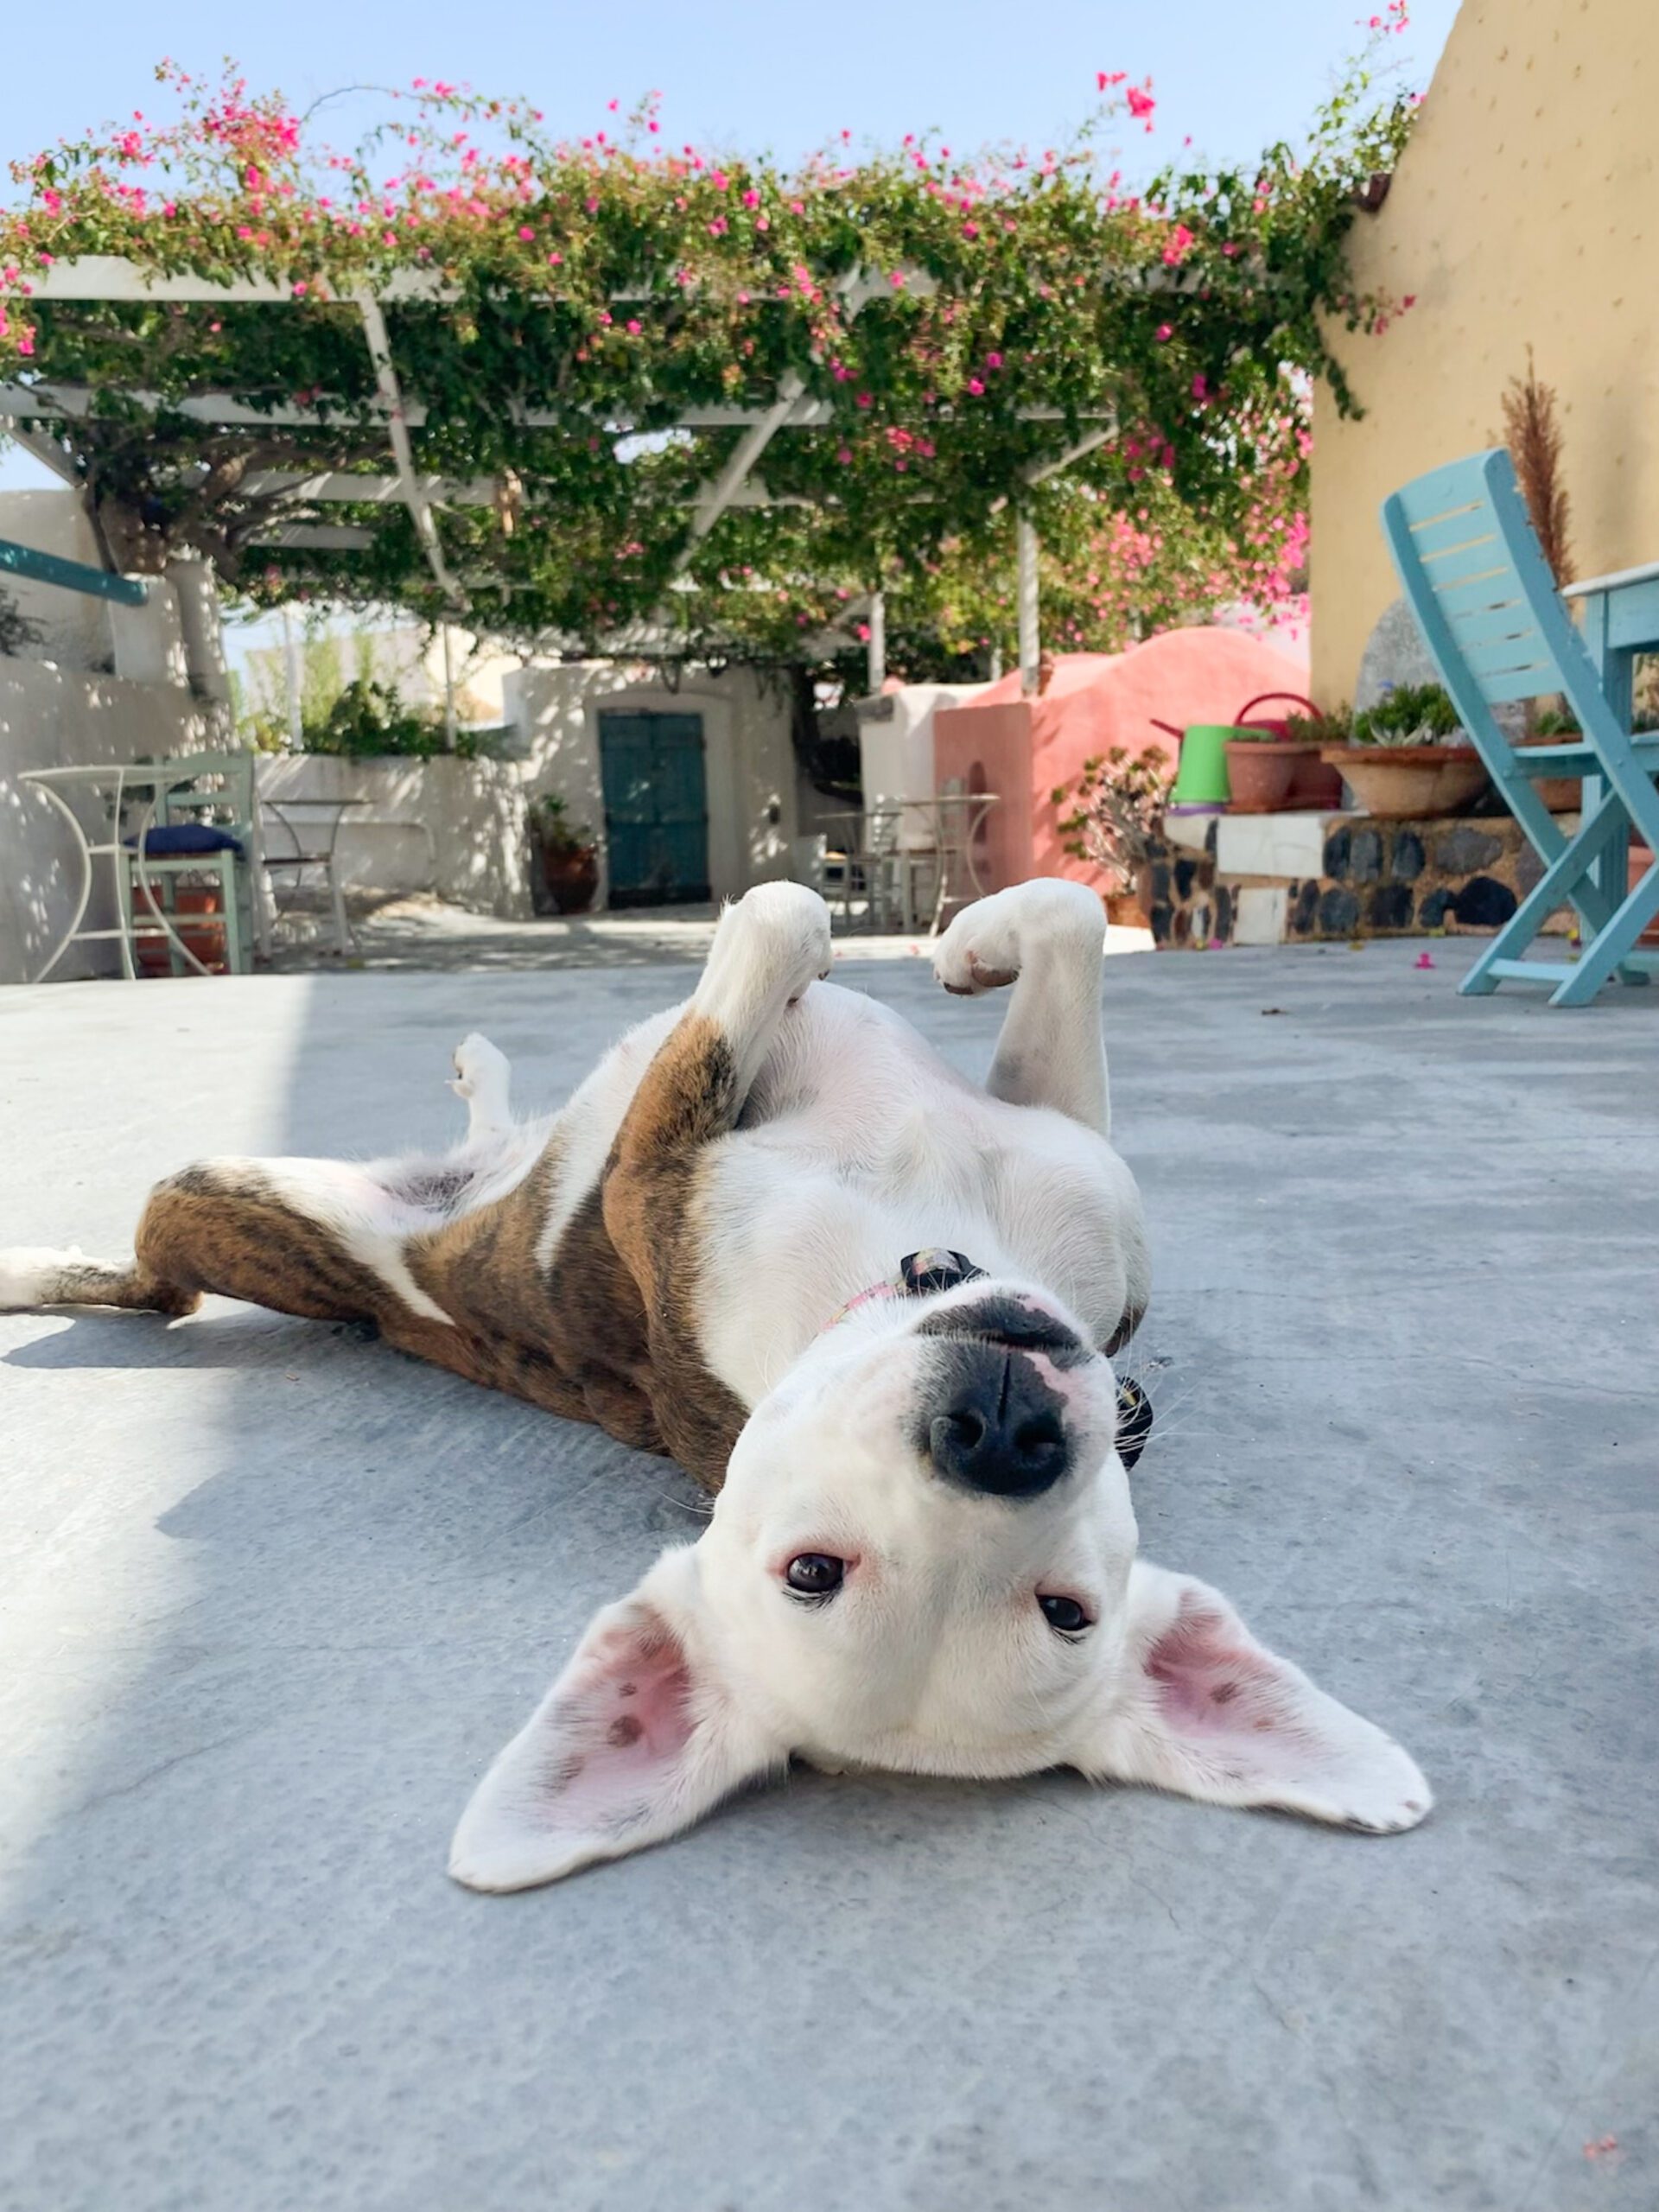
[1311,0,1659,704]
[256,753,531,919]
[505,660,797,906]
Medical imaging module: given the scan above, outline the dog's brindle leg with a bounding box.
[935,880,1113,1137]
[600,883,832,1482]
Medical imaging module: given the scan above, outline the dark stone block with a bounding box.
[1351,828,1383,883]
[1215,886,1234,939]
[1152,861,1172,900]
[1323,826,1352,880]
[1292,880,1319,935]
[1390,830,1426,883]
[1174,855,1197,899]
[1432,826,1503,874]
[1150,902,1174,945]
[1417,887,1454,930]
[1516,844,1544,897]
[1366,882,1414,931]
[1452,875,1517,929]
[1318,886,1361,936]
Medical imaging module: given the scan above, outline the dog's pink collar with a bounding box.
[823,1248,988,1332]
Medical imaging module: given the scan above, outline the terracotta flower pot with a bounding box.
[1517,734,1580,813]
[136,883,226,974]
[1319,745,1490,820]
[538,843,600,915]
[1225,739,1309,813]
[1105,883,1149,927]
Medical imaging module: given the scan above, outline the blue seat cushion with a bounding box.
[124,823,245,859]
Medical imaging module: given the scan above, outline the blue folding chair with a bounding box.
[1382,448,1659,1006]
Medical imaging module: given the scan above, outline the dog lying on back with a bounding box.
[1,880,1430,1887]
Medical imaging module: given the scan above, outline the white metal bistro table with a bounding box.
[817,791,1001,933]
[19,760,256,984]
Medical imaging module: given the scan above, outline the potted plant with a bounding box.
[1053,747,1175,925]
[1224,729,1301,812]
[529,793,600,915]
[1319,683,1491,819]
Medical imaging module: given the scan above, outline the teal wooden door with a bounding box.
[598,710,711,907]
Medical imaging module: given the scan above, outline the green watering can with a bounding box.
[1165,723,1236,810]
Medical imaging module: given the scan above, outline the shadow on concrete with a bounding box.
[2,946,1656,2211]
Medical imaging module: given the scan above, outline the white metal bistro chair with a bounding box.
[257,793,360,957]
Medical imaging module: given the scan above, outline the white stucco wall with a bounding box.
[257,753,531,919]
[1,491,238,985]
[857,682,990,850]
[505,660,797,906]
[0,661,230,985]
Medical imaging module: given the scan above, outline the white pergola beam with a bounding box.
[241,470,498,505]
[353,291,465,608]
[27,256,454,304]
[254,523,378,550]
[0,381,1109,435]
[674,372,805,574]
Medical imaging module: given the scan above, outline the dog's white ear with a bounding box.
[449,1550,785,1892]
[1077,1561,1432,1834]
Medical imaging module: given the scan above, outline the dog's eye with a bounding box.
[785,1554,845,1599]
[1039,1594,1091,1635]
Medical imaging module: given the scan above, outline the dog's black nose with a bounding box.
[925,1348,1071,1497]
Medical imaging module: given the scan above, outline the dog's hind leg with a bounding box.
[1,1157,433,1326]
[0,1245,200,1318]
[932,880,1112,1136]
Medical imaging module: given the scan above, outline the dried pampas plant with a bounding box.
[1497,349,1573,586]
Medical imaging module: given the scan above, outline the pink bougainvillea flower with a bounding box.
[967,376,985,395]
[1414,951,1435,969]
[985,351,1003,369]
[1155,323,1173,341]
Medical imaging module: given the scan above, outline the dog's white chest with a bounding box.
[696,987,1147,1404]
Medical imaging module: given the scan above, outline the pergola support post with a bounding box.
[1017,515,1040,696]
[868,591,887,694]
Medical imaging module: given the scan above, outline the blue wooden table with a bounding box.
[1565,557,1659,898]
[1567,556,1659,720]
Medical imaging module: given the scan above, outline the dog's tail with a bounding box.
[0,1245,199,1317]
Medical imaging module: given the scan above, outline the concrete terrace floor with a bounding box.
[2,942,1656,2212]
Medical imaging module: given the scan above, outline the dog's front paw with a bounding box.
[707,882,833,1010]
[450,1033,510,1100]
[933,880,1104,996]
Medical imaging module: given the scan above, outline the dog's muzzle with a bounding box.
[915,1332,1074,1499]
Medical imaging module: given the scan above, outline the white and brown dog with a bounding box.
[1,878,1430,1888]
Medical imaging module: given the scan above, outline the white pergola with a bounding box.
[0,255,1115,698]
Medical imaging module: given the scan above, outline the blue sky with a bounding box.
[1,2,1458,187]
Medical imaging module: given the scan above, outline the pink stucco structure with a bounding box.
[932,627,1313,895]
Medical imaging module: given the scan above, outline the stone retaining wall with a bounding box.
[1150,813,1566,948]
